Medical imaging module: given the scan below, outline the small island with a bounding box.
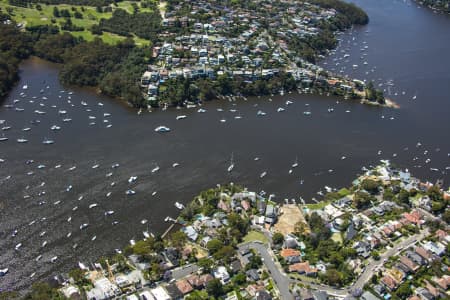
[11,160,449,300]
[0,0,394,110]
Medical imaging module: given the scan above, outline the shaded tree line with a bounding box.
[98,8,162,41]
[0,20,33,100]
[8,0,120,7]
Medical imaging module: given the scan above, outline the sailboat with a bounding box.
[227,153,234,172]
[292,157,299,168]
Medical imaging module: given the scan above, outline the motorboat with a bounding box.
[197,108,206,113]
[17,138,28,143]
[260,171,267,178]
[128,176,138,183]
[80,223,89,230]
[126,189,136,195]
[154,126,170,133]
[172,162,180,168]
[256,110,266,116]
[303,111,311,116]
[0,268,9,277]
[50,125,61,130]
[227,152,234,172]
[50,256,58,263]
[111,163,120,168]
[42,138,54,145]
[89,203,98,209]
[176,115,187,120]
[105,210,114,216]
[151,165,160,173]
[277,107,285,112]
[175,202,185,210]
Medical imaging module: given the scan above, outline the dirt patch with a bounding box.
[274,204,310,235]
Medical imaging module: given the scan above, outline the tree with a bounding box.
[395,282,412,299]
[272,232,284,245]
[361,179,380,194]
[232,272,247,286]
[353,191,373,209]
[53,7,60,18]
[206,239,224,254]
[206,279,224,298]
[324,268,343,286]
[23,282,65,300]
[169,231,187,249]
[68,268,89,286]
[213,245,235,263]
[197,258,214,273]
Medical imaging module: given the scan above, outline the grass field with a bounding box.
[243,231,269,244]
[0,0,152,45]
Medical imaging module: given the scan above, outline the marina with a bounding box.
[0,0,450,292]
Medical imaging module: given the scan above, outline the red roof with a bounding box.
[280,248,301,258]
[176,279,193,295]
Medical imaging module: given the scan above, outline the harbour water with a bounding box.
[0,0,449,291]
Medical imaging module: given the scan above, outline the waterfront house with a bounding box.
[214,266,230,284]
[176,279,193,296]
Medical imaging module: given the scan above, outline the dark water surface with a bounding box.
[0,0,449,291]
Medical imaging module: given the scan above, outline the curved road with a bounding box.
[241,229,429,299]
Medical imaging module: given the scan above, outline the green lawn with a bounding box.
[331,232,343,244]
[243,231,269,244]
[304,200,331,210]
[0,0,152,45]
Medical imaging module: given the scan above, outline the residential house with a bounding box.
[176,279,193,296]
[246,269,260,281]
[214,266,230,284]
[288,262,317,276]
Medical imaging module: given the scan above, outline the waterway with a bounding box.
[0,0,449,291]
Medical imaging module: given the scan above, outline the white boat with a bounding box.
[15,107,25,112]
[126,189,136,195]
[81,101,88,106]
[0,268,9,277]
[91,236,97,241]
[41,241,47,248]
[256,110,266,116]
[92,164,99,169]
[105,210,114,216]
[50,256,58,263]
[89,203,98,209]
[220,118,226,123]
[42,138,54,145]
[50,125,61,130]
[128,176,138,183]
[151,165,160,173]
[152,191,157,196]
[175,202,185,210]
[23,85,28,90]
[197,108,206,113]
[89,116,96,120]
[143,231,151,239]
[17,138,28,143]
[172,162,180,168]
[227,152,234,172]
[0,136,8,142]
[111,163,120,168]
[34,110,46,115]
[68,166,77,171]
[80,223,89,230]
[58,110,67,115]
[98,102,104,106]
[106,172,113,177]
[106,192,112,197]
[303,111,311,116]
[35,255,42,262]
[260,171,267,178]
[328,108,334,113]
[2,126,11,131]
[176,115,187,120]
[62,118,72,122]
[292,157,299,168]
[154,126,170,133]
[15,243,22,250]
[277,107,285,112]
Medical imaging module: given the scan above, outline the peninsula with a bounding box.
[0,0,392,109]
[10,160,449,300]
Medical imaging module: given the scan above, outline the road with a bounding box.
[239,242,293,300]
[351,229,429,291]
[245,229,430,298]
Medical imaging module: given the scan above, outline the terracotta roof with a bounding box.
[415,246,431,260]
[435,229,447,240]
[288,262,317,274]
[280,248,301,258]
[400,256,419,272]
[402,210,422,225]
[408,296,421,300]
[381,274,399,291]
[176,279,193,295]
[433,275,450,290]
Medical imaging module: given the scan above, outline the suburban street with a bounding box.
[240,229,430,299]
[239,242,294,300]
